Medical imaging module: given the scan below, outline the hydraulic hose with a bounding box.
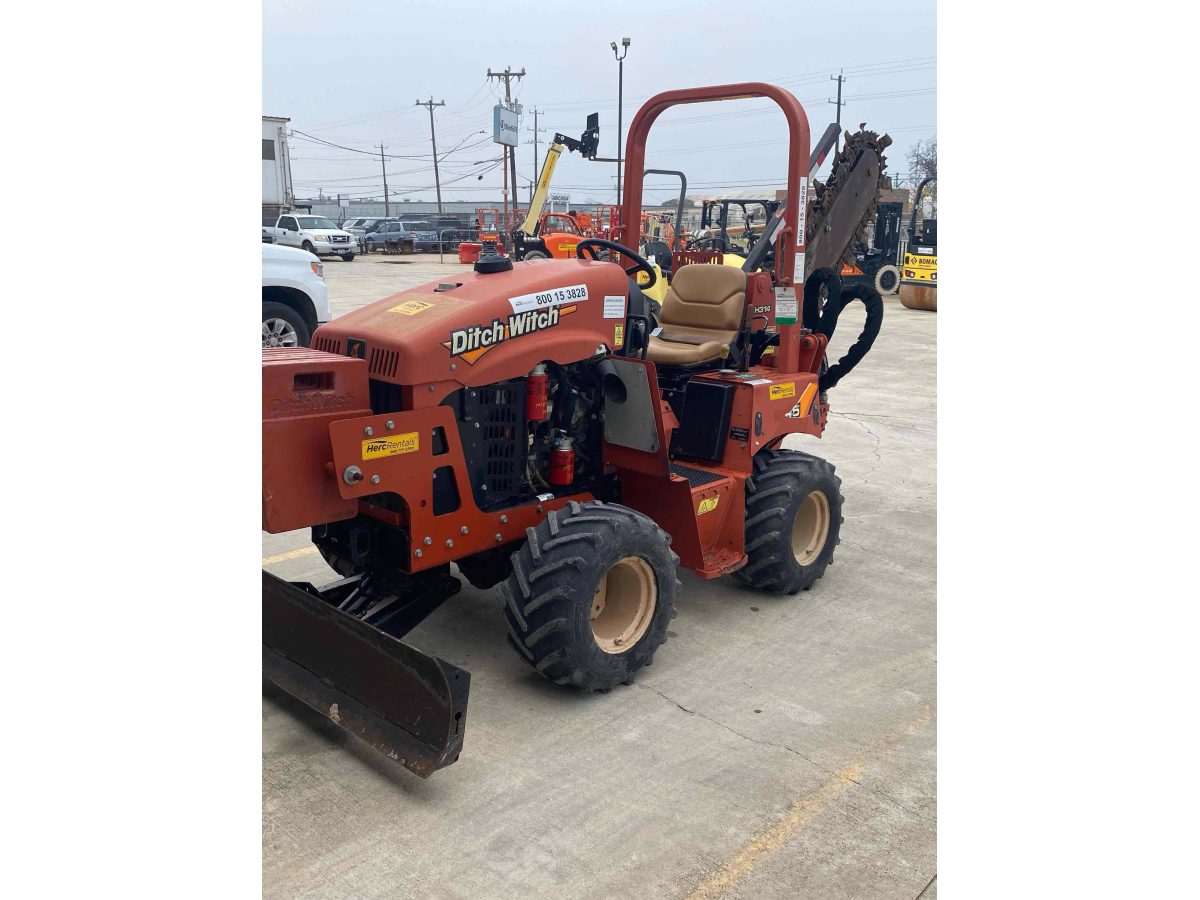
[816,283,884,392]
[802,267,843,330]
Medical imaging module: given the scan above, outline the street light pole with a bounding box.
[611,38,630,211]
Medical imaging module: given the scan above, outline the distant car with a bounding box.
[363,221,415,253]
[262,243,331,348]
[399,220,440,252]
[343,217,392,249]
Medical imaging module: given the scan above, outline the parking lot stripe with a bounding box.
[685,705,935,899]
[262,546,318,566]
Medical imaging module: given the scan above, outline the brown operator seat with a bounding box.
[643,264,747,366]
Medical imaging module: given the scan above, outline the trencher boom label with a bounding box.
[442,305,579,365]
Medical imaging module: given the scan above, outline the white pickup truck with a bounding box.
[265,213,357,261]
[262,243,332,348]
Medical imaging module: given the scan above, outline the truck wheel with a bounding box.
[301,241,314,254]
[262,302,310,348]
[364,239,376,253]
[733,449,843,594]
[502,501,679,691]
[522,250,549,260]
[340,252,355,262]
[874,265,900,294]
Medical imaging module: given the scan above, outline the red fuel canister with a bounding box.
[550,436,574,485]
[526,363,549,421]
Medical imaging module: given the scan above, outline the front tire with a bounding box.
[262,302,310,348]
[301,241,314,254]
[874,264,900,294]
[502,501,679,691]
[340,252,355,262]
[522,249,549,260]
[364,239,376,253]
[733,449,843,594]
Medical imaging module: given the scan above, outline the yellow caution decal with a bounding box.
[697,496,720,515]
[614,324,624,346]
[362,432,419,460]
[389,299,434,316]
[769,382,796,401]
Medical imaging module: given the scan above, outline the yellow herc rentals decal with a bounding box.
[697,497,720,515]
[362,432,419,460]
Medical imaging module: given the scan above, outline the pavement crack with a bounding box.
[633,684,936,823]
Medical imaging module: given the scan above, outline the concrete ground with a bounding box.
[263,252,937,899]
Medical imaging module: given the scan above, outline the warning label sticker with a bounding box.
[603,295,626,319]
[774,287,798,324]
[362,432,419,460]
[389,300,434,316]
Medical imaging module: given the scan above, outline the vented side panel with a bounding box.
[479,384,522,499]
[313,336,342,355]
[446,379,528,510]
[369,347,400,379]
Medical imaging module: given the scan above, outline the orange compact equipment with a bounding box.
[262,82,888,778]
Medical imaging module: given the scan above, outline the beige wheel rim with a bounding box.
[591,556,657,654]
[792,490,831,566]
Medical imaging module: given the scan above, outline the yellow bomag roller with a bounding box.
[898,176,937,311]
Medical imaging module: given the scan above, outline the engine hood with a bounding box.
[313,258,631,391]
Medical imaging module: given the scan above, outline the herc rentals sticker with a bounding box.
[697,496,720,515]
[362,432,419,460]
[442,304,580,365]
[769,382,796,401]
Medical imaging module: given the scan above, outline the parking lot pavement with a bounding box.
[319,250,473,317]
[264,271,938,899]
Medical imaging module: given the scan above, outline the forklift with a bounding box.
[840,201,904,295]
[687,199,781,257]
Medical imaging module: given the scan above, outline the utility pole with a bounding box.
[829,69,846,154]
[527,107,546,187]
[488,67,525,229]
[611,39,630,207]
[415,98,446,212]
[379,144,389,216]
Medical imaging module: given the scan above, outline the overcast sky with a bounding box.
[263,0,936,207]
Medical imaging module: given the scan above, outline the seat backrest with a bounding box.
[658,264,747,341]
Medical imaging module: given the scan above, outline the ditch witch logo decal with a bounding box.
[442,305,578,365]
